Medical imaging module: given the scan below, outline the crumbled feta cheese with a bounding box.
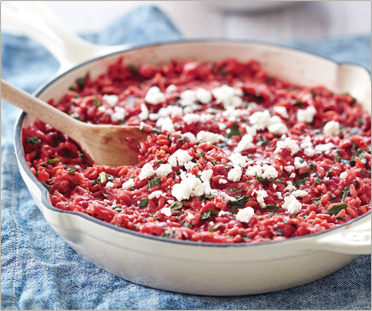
[292,190,308,197]
[249,110,271,130]
[324,177,329,181]
[255,190,268,208]
[184,113,200,124]
[244,125,257,137]
[149,190,163,199]
[219,179,228,184]
[282,195,302,214]
[149,105,183,121]
[212,85,243,108]
[145,86,166,104]
[289,173,296,178]
[111,106,126,122]
[273,184,277,189]
[284,165,294,172]
[215,190,237,202]
[229,153,248,167]
[315,143,336,153]
[98,106,106,113]
[261,165,278,179]
[246,165,263,178]
[196,88,212,103]
[171,172,209,201]
[138,163,156,180]
[340,172,348,179]
[285,181,296,192]
[304,148,315,157]
[165,84,177,93]
[156,117,175,132]
[180,90,196,106]
[201,169,213,182]
[236,207,254,223]
[183,104,202,114]
[268,123,288,135]
[275,138,300,155]
[228,166,242,182]
[197,131,224,143]
[103,94,119,107]
[139,104,149,120]
[294,157,307,169]
[168,149,193,167]
[297,105,317,123]
[184,161,197,170]
[324,121,340,136]
[161,207,172,216]
[106,181,115,188]
[155,164,173,177]
[235,134,253,153]
[218,123,227,130]
[183,132,196,142]
[300,136,313,149]
[218,210,230,217]
[222,106,246,121]
[276,192,283,199]
[187,211,195,219]
[273,106,289,118]
[122,179,135,189]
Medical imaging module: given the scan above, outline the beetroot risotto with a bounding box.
[23,58,371,243]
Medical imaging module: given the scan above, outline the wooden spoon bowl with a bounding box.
[1,79,148,166]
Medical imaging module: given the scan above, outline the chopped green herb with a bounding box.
[357,118,363,126]
[294,177,309,188]
[208,227,214,232]
[275,229,286,237]
[139,198,149,207]
[154,217,160,221]
[170,202,183,211]
[228,195,249,211]
[309,163,315,170]
[76,74,88,88]
[68,86,75,91]
[226,123,240,138]
[211,160,217,166]
[74,116,82,121]
[208,209,217,216]
[39,163,47,168]
[291,100,304,107]
[26,137,41,145]
[198,194,214,201]
[336,216,344,220]
[327,204,348,215]
[47,158,59,164]
[265,205,279,210]
[229,187,241,192]
[199,152,206,157]
[147,177,161,189]
[92,99,101,107]
[112,206,122,212]
[73,94,80,98]
[128,64,138,72]
[41,182,52,194]
[325,167,333,178]
[219,66,227,76]
[68,168,75,175]
[257,138,269,145]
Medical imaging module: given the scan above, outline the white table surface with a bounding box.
[2,1,371,43]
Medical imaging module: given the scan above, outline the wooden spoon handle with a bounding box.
[1,79,83,140]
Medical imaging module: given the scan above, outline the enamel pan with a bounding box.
[5,2,371,295]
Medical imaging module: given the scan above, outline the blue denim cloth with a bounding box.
[1,5,371,310]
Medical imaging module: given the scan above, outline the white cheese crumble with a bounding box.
[218,210,230,217]
[122,179,135,189]
[268,123,288,135]
[201,169,213,182]
[155,164,173,177]
[145,86,166,104]
[218,123,227,130]
[161,207,172,216]
[168,150,193,167]
[148,191,163,199]
[284,165,294,172]
[292,190,308,197]
[184,113,200,125]
[171,172,209,201]
[98,106,106,113]
[165,84,177,93]
[212,85,243,108]
[261,165,279,179]
[294,157,307,169]
[244,125,257,137]
[276,192,283,199]
[138,163,155,180]
[219,179,228,184]
[196,88,212,103]
[255,190,268,208]
[138,104,149,120]
[105,182,115,188]
[197,131,224,144]
[229,153,248,167]
[315,143,336,153]
[275,138,300,155]
[340,172,348,179]
[273,106,289,118]
[236,207,254,223]
[149,105,183,121]
[228,166,242,182]
[180,90,196,106]
[103,94,119,107]
[285,181,296,192]
[235,134,253,153]
[183,132,197,142]
[297,105,317,123]
[156,117,175,132]
[187,211,195,219]
[111,106,126,122]
[289,173,296,178]
[323,121,340,136]
[249,110,271,130]
[246,165,263,178]
[184,161,197,170]
[282,195,302,214]
[273,184,277,189]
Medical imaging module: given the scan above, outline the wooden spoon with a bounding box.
[1,79,148,166]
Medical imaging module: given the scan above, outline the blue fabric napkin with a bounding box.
[1,5,371,310]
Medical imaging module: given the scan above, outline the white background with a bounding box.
[2,1,371,43]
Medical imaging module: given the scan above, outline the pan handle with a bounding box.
[309,214,371,255]
[2,2,128,72]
